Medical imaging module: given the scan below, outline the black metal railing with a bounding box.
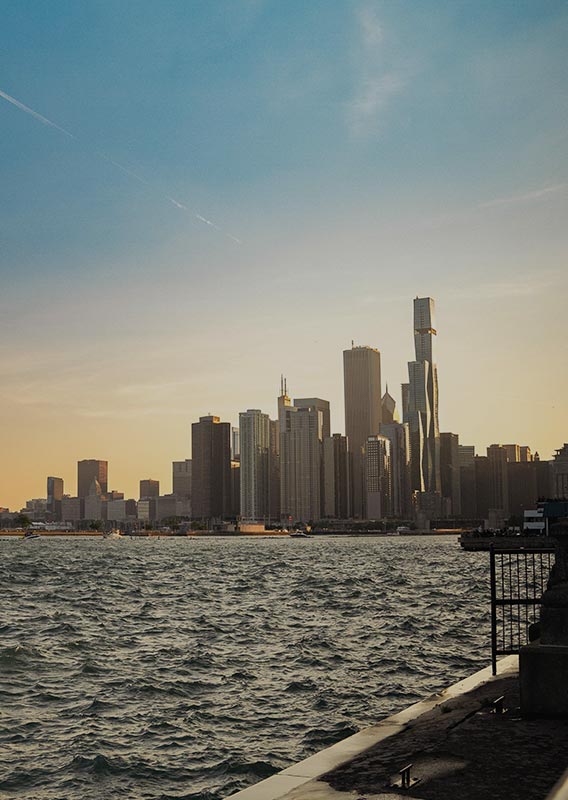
[490,545,555,674]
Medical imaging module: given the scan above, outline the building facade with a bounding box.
[405,297,440,496]
[343,345,382,518]
[140,479,160,499]
[323,434,351,519]
[380,421,412,519]
[47,476,64,520]
[172,460,192,500]
[365,435,391,520]
[552,444,568,498]
[191,415,231,520]
[239,409,271,522]
[77,460,108,499]
[279,388,324,523]
[440,432,461,517]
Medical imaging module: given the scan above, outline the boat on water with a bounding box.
[103,529,121,539]
[23,530,41,540]
[288,530,310,538]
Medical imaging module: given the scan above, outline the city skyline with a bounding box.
[1,2,567,510]
[2,291,565,513]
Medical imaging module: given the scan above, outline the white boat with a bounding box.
[103,529,121,539]
[23,530,41,540]
[288,530,310,538]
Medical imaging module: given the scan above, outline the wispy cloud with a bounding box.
[477,183,567,209]
[0,86,241,245]
[445,271,565,302]
[420,182,568,229]
[358,6,384,47]
[347,5,406,136]
[349,74,405,135]
[75,406,188,420]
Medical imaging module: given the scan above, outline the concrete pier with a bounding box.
[227,655,568,800]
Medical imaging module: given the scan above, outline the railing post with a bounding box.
[490,544,497,675]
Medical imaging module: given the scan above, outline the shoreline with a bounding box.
[0,529,461,538]
[226,655,568,800]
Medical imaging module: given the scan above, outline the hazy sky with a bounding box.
[1,1,567,510]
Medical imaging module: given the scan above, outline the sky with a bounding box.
[1,0,567,510]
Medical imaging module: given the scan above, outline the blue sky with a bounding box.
[1,1,567,507]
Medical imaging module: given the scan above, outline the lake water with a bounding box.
[0,535,488,800]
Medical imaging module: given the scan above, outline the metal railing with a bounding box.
[490,545,555,674]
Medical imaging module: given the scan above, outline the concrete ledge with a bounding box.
[547,767,568,800]
[520,641,568,717]
[225,655,518,800]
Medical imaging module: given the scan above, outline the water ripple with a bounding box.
[0,535,488,799]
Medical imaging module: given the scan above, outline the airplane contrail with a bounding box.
[0,88,75,138]
[0,86,241,244]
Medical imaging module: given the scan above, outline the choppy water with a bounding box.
[0,535,488,800]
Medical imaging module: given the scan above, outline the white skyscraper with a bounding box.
[239,409,270,521]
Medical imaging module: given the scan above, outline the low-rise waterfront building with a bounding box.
[107,499,137,523]
[61,497,83,524]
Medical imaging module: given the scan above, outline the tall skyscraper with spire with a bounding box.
[406,297,441,494]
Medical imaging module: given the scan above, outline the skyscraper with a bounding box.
[279,384,324,523]
[440,432,461,517]
[323,434,351,519]
[381,386,400,425]
[379,422,412,519]
[139,479,160,499]
[191,415,231,520]
[487,444,509,516]
[46,476,64,520]
[231,427,240,460]
[268,419,281,522]
[365,434,391,520]
[343,345,382,517]
[294,398,331,440]
[77,460,108,499]
[406,297,440,495]
[239,409,270,522]
[172,460,192,499]
[551,444,568,498]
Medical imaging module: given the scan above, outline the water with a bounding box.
[0,535,488,800]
